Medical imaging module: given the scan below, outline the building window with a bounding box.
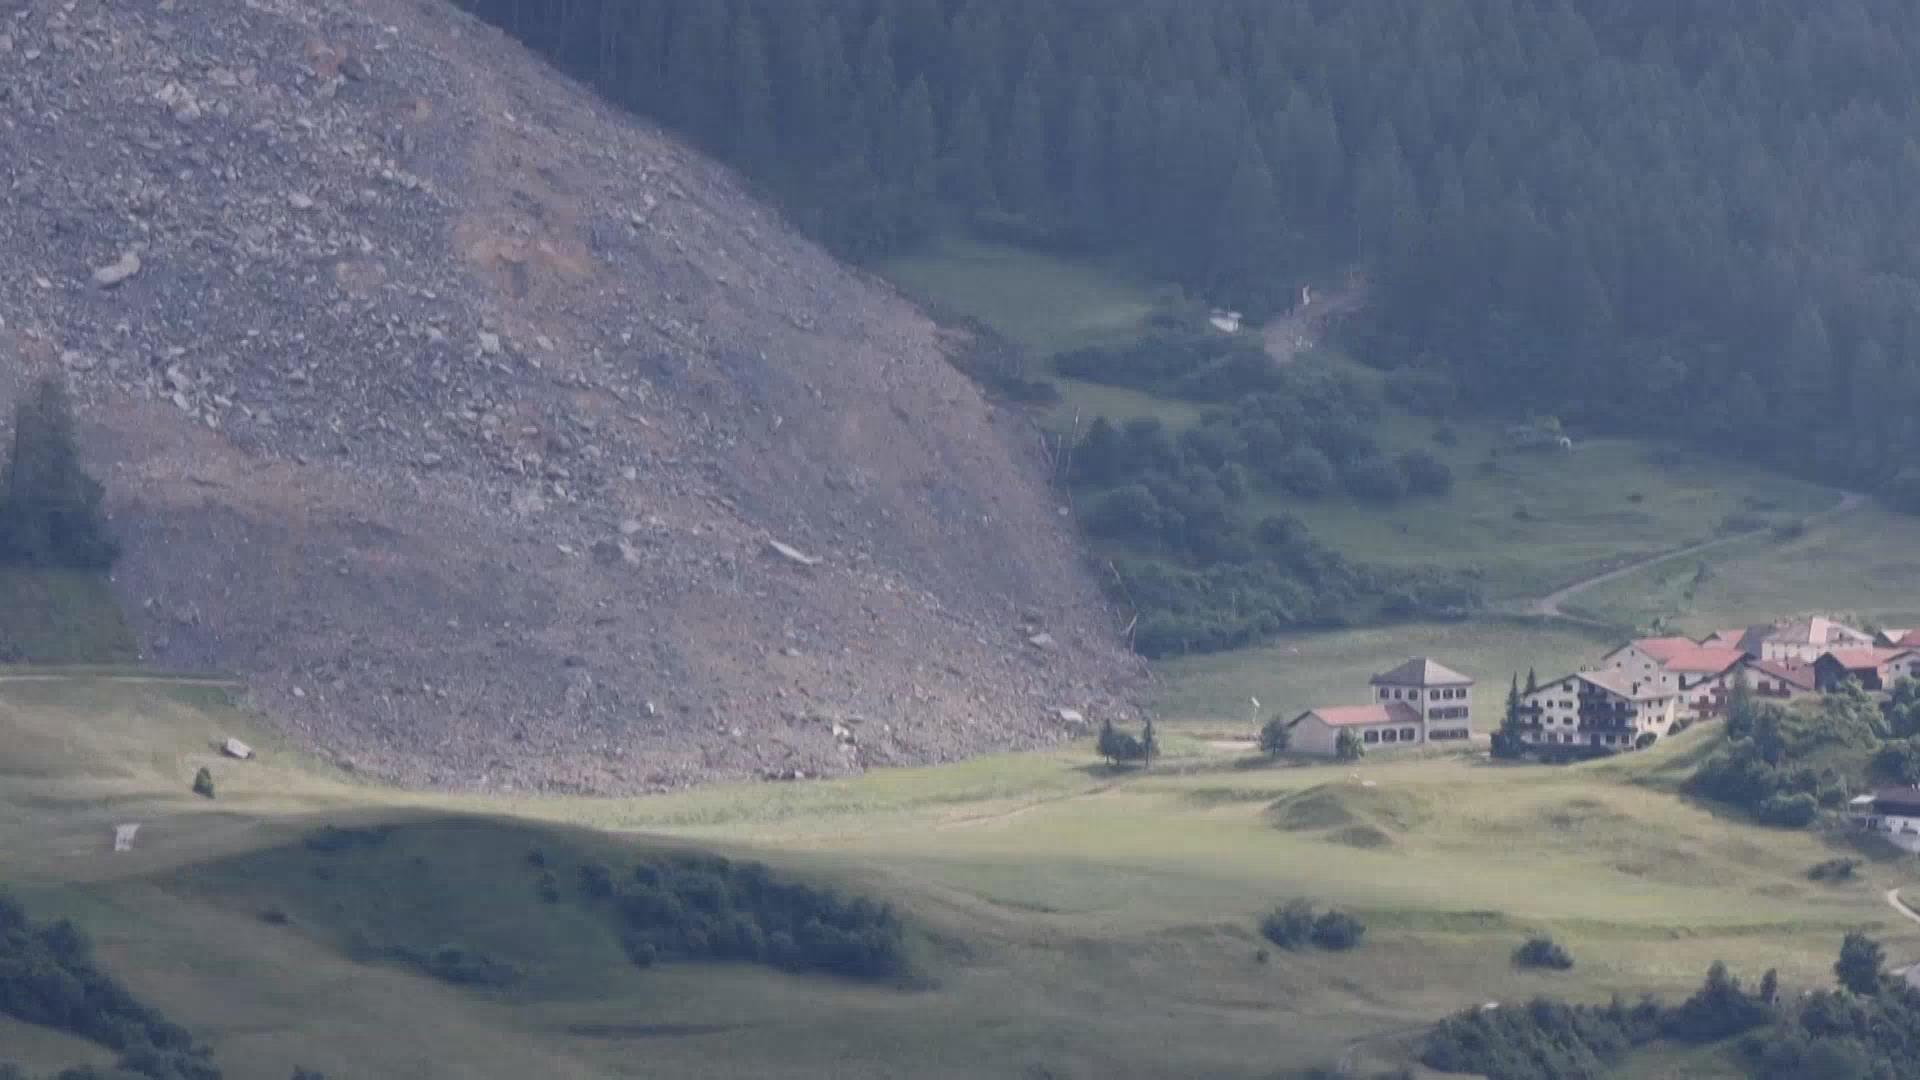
[1401,727,1417,741]
[1381,729,1397,743]
[1364,730,1379,744]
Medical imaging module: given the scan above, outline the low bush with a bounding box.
[1807,858,1859,882]
[1398,449,1454,496]
[1513,936,1574,970]
[580,852,908,980]
[391,943,520,987]
[0,889,221,1079]
[302,825,393,853]
[1260,901,1316,950]
[1260,901,1366,951]
[1310,910,1366,950]
[1423,996,1661,1080]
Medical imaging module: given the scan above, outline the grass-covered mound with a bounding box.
[180,818,913,1000]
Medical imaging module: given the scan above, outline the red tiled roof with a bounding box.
[1821,648,1913,670]
[1746,659,1816,690]
[1699,629,1747,648]
[1660,646,1747,674]
[1630,637,1700,662]
[1899,630,1920,648]
[1298,702,1422,728]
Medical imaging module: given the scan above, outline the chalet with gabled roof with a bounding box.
[1287,656,1476,755]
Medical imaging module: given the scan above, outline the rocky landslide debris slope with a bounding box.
[0,0,1142,792]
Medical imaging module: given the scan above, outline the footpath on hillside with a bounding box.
[1519,490,1870,625]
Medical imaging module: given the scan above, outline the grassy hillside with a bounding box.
[0,569,136,664]
[4,676,1916,1077]
[1152,616,1618,735]
[1570,503,1920,633]
[883,236,1840,606]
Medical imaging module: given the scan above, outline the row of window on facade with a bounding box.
[1428,706,1469,720]
[1378,686,1469,702]
[1537,731,1636,746]
[1363,726,1421,744]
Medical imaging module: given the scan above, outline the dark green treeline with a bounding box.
[458,0,1920,500]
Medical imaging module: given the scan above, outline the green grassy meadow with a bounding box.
[882,235,1841,607]
[1153,616,1619,735]
[1570,503,1920,634]
[4,677,1917,1078]
[0,568,138,664]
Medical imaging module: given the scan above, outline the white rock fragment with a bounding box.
[92,251,142,288]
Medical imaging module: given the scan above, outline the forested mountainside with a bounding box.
[0,0,1140,791]
[462,0,1920,499]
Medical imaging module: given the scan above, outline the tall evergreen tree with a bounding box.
[1211,135,1285,306]
[729,12,776,175]
[892,75,938,205]
[1001,71,1051,220]
[0,378,118,570]
[1064,76,1108,231]
[942,90,997,208]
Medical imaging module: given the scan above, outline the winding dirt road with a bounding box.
[1525,490,1870,621]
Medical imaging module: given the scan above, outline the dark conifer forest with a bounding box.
[458,0,1920,501]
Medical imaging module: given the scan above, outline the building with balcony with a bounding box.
[1520,669,1679,752]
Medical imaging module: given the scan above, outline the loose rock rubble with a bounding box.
[0,0,1143,794]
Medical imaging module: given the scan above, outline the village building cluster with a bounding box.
[1286,616,1920,758]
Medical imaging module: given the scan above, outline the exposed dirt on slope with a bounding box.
[1261,274,1368,366]
[0,0,1143,792]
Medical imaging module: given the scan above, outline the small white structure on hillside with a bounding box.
[1208,309,1243,333]
[1851,788,1920,854]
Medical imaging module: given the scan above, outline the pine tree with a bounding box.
[662,0,728,137]
[1335,729,1364,762]
[1836,931,1885,995]
[1212,135,1284,306]
[729,11,776,174]
[0,377,118,570]
[1727,668,1756,738]
[1064,76,1107,231]
[775,16,831,167]
[1354,121,1416,258]
[1505,674,1522,727]
[1001,71,1050,220]
[942,90,996,207]
[892,75,938,205]
[858,12,898,154]
[1777,306,1835,436]
[1525,668,1538,694]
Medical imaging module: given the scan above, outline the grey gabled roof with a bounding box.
[1368,656,1473,687]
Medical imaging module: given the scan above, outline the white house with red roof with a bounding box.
[1286,657,1475,755]
[1742,657,1819,702]
[1812,647,1920,692]
[1594,637,1745,718]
